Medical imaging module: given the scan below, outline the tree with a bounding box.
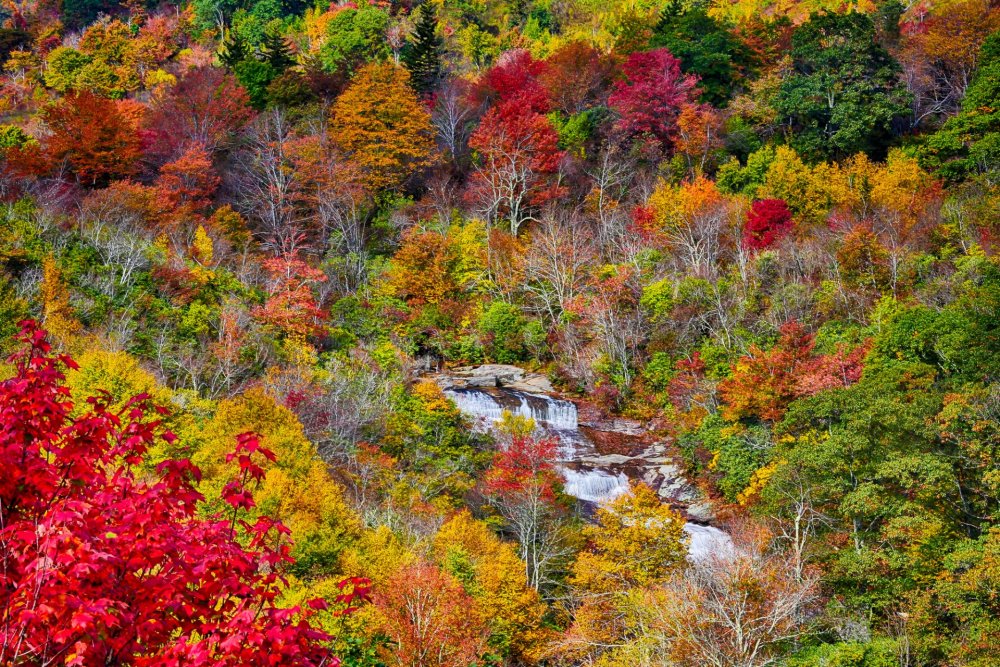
[330,63,435,192]
[145,66,254,159]
[0,321,365,666]
[652,2,750,106]
[40,91,141,186]
[482,436,569,591]
[254,252,328,341]
[467,95,564,234]
[155,144,220,219]
[575,482,688,590]
[743,198,793,251]
[558,482,688,665]
[319,4,390,76]
[608,48,698,154]
[646,176,739,278]
[901,0,1000,125]
[402,2,442,95]
[539,41,614,115]
[776,11,911,160]
[432,511,549,662]
[640,526,819,667]
[374,562,489,667]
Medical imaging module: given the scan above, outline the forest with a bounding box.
[0,0,998,665]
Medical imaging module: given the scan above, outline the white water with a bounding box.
[445,385,731,562]
[684,523,736,562]
[444,388,578,430]
[561,468,631,503]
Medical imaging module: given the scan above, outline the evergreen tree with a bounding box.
[262,30,294,73]
[403,2,443,94]
[218,28,248,69]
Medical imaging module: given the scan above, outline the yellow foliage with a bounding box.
[759,145,841,225]
[65,348,167,408]
[574,482,688,591]
[40,256,81,346]
[330,63,435,192]
[737,460,780,506]
[433,511,550,662]
[189,388,361,572]
[337,524,417,587]
[496,410,537,439]
[412,380,452,414]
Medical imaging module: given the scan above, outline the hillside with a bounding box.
[1,0,999,665]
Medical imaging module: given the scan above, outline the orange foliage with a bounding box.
[38,92,142,186]
[374,562,489,667]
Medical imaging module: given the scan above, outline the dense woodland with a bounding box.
[1,0,999,665]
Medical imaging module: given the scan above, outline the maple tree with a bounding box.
[608,48,698,154]
[145,66,254,159]
[254,252,328,341]
[0,321,367,667]
[330,63,435,193]
[743,198,793,251]
[374,562,489,667]
[35,91,142,186]
[467,94,564,235]
[719,321,866,423]
[482,435,566,591]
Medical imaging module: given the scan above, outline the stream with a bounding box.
[440,384,734,562]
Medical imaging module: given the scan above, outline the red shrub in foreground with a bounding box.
[0,321,366,667]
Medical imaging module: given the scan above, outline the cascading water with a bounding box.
[443,384,734,561]
[444,388,578,430]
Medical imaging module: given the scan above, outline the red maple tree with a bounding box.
[0,321,367,666]
[608,48,697,154]
[743,198,793,251]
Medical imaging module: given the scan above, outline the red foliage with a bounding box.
[743,198,793,251]
[254,253,328,339]
[477,49,550,114]
[608,48,697,153]
[375,562,488,667]
[719,321,869,422]
[0,321,368,666]
[482,436,561,501]
[467,95,565,228]
[540,41,615,114]
[156,143,220,215]
[145,67,254,160]
[24,92,143,186]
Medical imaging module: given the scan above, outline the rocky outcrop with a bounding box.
[435,364,554,393]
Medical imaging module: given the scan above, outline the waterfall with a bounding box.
[443,388,578,430]
[683,523,736,562]
[442,380,733,562]
[561,468,631,503]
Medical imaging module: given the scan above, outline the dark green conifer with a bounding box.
[403,3,442,95]
[218,29,248,69]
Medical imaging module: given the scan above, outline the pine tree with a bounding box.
[218,28,248,69]
[262,30,294,72]
[403,2,442,95]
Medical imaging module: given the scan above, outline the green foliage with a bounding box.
[920,31,1000,182]
[0,125,31,152]
[651,2,749,106]
[787,639,901,667]
[234,58,278,108]
[776,11,911,161]
[402,2,442,94]
[319,5,390,75]
[44,47,91,93]
[478,300,527,364]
